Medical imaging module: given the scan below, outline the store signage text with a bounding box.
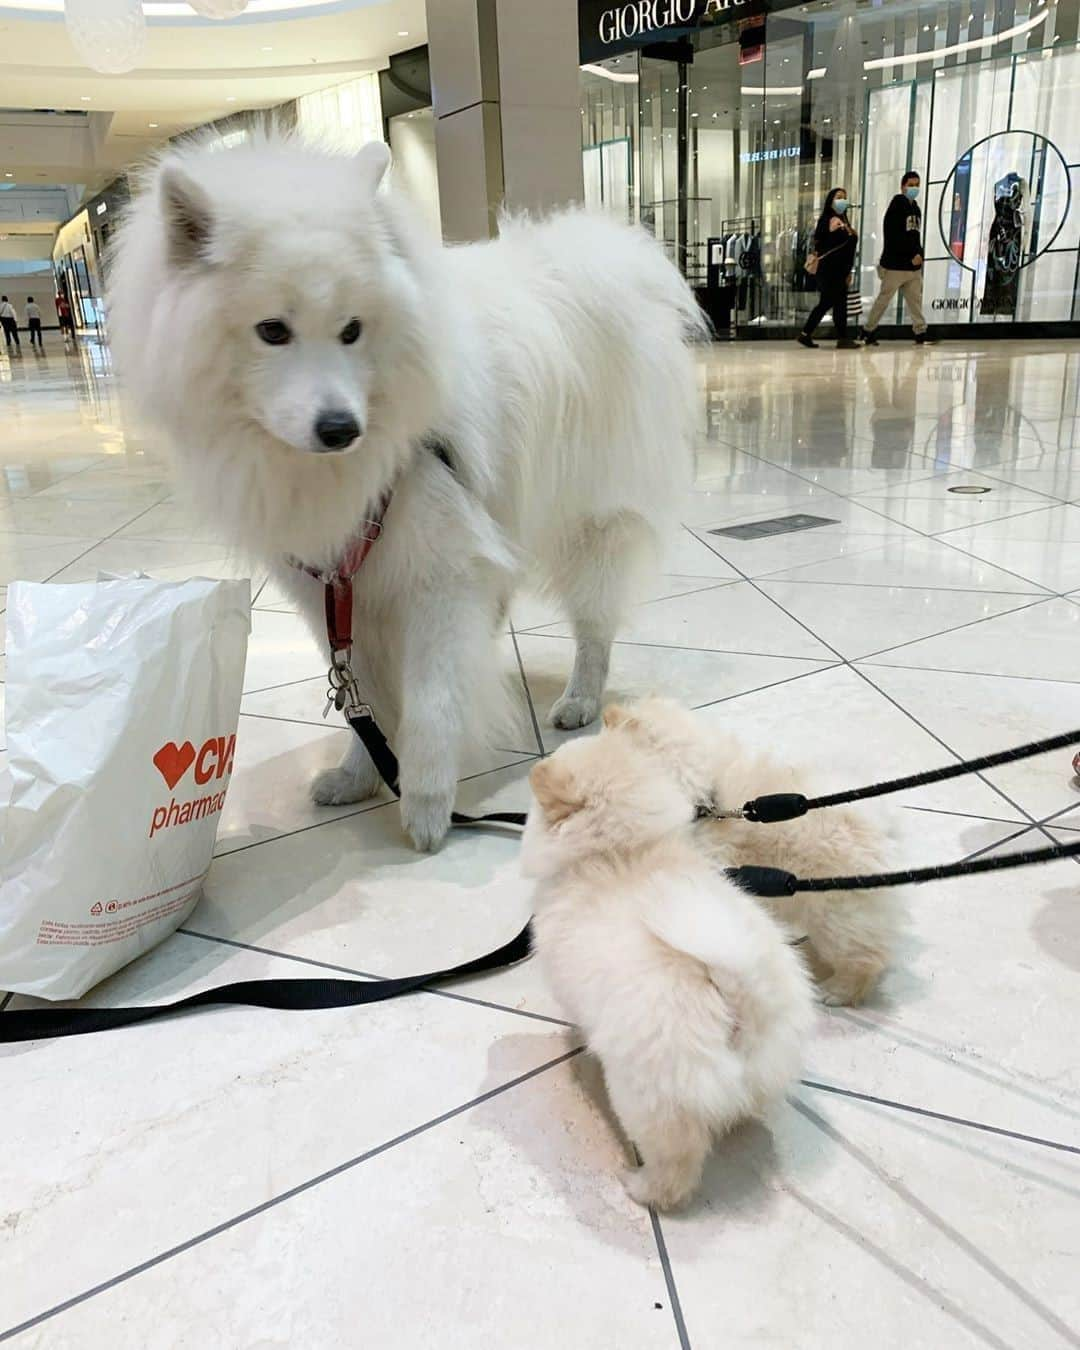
[740,146,799,163]
[598,0,695,46]
[583,0,768,60]
[931,297,971,310]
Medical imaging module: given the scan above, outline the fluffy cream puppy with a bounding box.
[606,698,905,1006]
[522,714,813,1210]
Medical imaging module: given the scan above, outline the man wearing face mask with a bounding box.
[863,171,936,345]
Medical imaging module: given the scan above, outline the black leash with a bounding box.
[728,836,1080,898]
[0,917,533,1045]
[737,728,1080,823]
[6,712,1077,1042]
[346,708,527,830]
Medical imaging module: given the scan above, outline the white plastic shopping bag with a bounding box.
[0,576,251,999]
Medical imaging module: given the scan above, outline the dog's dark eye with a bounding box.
[255,319,292,346]
[340,319,362,345]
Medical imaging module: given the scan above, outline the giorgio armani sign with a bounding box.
[579,0,767,61]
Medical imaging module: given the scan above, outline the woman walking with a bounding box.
[798,187,859,350]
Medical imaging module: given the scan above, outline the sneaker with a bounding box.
[914,333,938,345]
[862,330,880,346]
[797,333,818,349]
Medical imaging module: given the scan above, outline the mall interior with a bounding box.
[1,0,1079,1345]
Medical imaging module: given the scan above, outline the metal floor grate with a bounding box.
[708,513,841,541]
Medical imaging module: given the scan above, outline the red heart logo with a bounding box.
[153,740,196,791]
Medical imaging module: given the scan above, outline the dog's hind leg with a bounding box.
[546,511,659,731]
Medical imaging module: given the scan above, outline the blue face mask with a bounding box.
[833,197,849,214]
[905,185,920,200]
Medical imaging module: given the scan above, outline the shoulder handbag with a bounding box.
[804,238,848,276]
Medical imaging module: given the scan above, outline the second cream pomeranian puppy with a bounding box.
[522,713,814,1211]
[604,698,906,1007]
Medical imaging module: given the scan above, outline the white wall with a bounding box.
[389,109,442,241]
[0,269,56,328]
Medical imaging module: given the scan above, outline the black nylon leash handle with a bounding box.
[0,921,534,1044]
[742,728,1080,823]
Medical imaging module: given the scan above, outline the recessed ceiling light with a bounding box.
[225,96,236,102]
[4,172,11,178]
[80,95,91,101]
[148,122,158,128]
[261,45,273,51]
[397,29,408,36]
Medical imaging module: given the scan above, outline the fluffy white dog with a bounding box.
[605,698,905,1006]
[108,139,704,850]
[523,710,814,1210]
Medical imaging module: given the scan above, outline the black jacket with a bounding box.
[880,194,923,271]
[813,216,857,281]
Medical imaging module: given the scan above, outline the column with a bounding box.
[425,0,584,242]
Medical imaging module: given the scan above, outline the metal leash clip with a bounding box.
[693,798,747,822]
[322,650,372,721]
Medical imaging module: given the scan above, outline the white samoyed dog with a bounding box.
[108,139,704,850]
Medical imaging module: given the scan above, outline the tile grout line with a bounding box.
[0,1046,585,1345]
[39,497,169,583]
[688,525,1045,828]
[751,576,1052,596]
[857,658,1080,688]
[649,1209,693,1350]
[851,595,1051,664]
[799,1079,1080,1156]
[509,626,547,757]
[730,447,1066,595]
[177,925,574,1029]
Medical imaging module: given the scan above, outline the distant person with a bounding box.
[863,171,936,345]
[0,295,20,353]
[25,295,43,349]
[56,293,74,340]
[797,187,860,350]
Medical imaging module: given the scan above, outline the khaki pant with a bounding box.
[865,267,927,335]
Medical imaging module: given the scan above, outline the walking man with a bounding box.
[863,171,936,345]
[25,295,43,349]
[0,295,20,354]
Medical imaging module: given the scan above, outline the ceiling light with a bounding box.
[260,45,272,51]
[225,96,236,102]
[4,172,12,178]
[80,95,92,101]
[397,30,408,36]
[148,121,158,127]
[865,9,1049,70]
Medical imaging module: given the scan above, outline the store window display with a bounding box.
[580,0,1080,336]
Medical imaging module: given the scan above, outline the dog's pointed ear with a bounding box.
[159,165,214,267]
[602,704,635,730]
[530,758,584,827]
[357,140,391,194]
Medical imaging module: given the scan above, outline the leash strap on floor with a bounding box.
[740,728,1080,823]
[727,835,1080,897]
[0,921,534,1044]
[345,709,527,829]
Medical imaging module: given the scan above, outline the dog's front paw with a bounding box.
[401,791,453,852]
[550,692,601,730]
[310,765,380,807]
[818,972,870,1007]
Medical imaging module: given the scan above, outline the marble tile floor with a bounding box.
[1,336,1079,1348]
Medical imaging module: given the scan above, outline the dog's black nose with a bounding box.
[314,411,360,450]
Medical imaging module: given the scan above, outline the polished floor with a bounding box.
[2,334,1079,1348]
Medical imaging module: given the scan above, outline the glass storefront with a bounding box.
[580,0,1080,334]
